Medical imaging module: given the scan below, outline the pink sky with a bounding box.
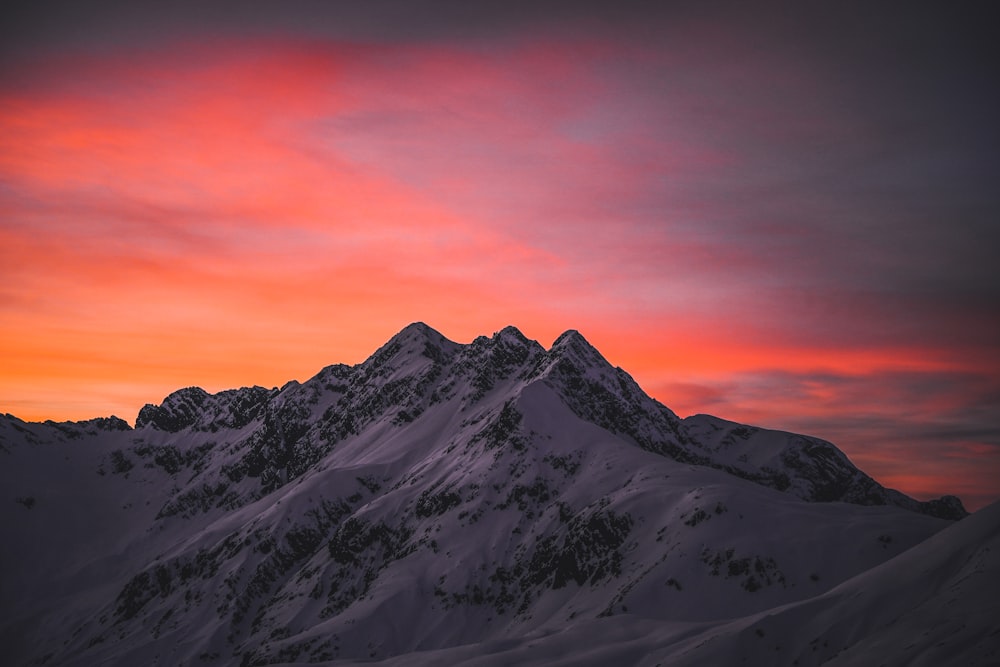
[1,4,998,510]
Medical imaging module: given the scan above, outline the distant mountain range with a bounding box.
[2,323,993,666]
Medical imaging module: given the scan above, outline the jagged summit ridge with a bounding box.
[120,322,963,519]
[136,385,274,433]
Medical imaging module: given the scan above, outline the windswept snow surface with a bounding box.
[312,501,1000,667]
[0,323,979,666]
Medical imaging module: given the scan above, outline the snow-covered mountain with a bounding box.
[0,323,984,666]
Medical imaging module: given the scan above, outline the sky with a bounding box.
[1,1,998,511]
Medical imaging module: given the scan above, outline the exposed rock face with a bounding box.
[136,385,274,432]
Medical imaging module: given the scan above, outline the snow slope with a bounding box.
[0,323,975,666]
[368,500,998,667]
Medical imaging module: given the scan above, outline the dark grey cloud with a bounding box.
[0,0,650,58]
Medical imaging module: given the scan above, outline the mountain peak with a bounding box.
[494,324,530,343]
[549,329,608,371]
[552,328,587,346]
[382,321,452,350]
[397,321,441,337]
[135,386,209,431]
[551,329,598,354]
[135,385,272,433]
[2,322,978,667]
[362,322,460,375]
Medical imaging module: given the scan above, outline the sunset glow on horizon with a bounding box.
[2,2,998,511]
